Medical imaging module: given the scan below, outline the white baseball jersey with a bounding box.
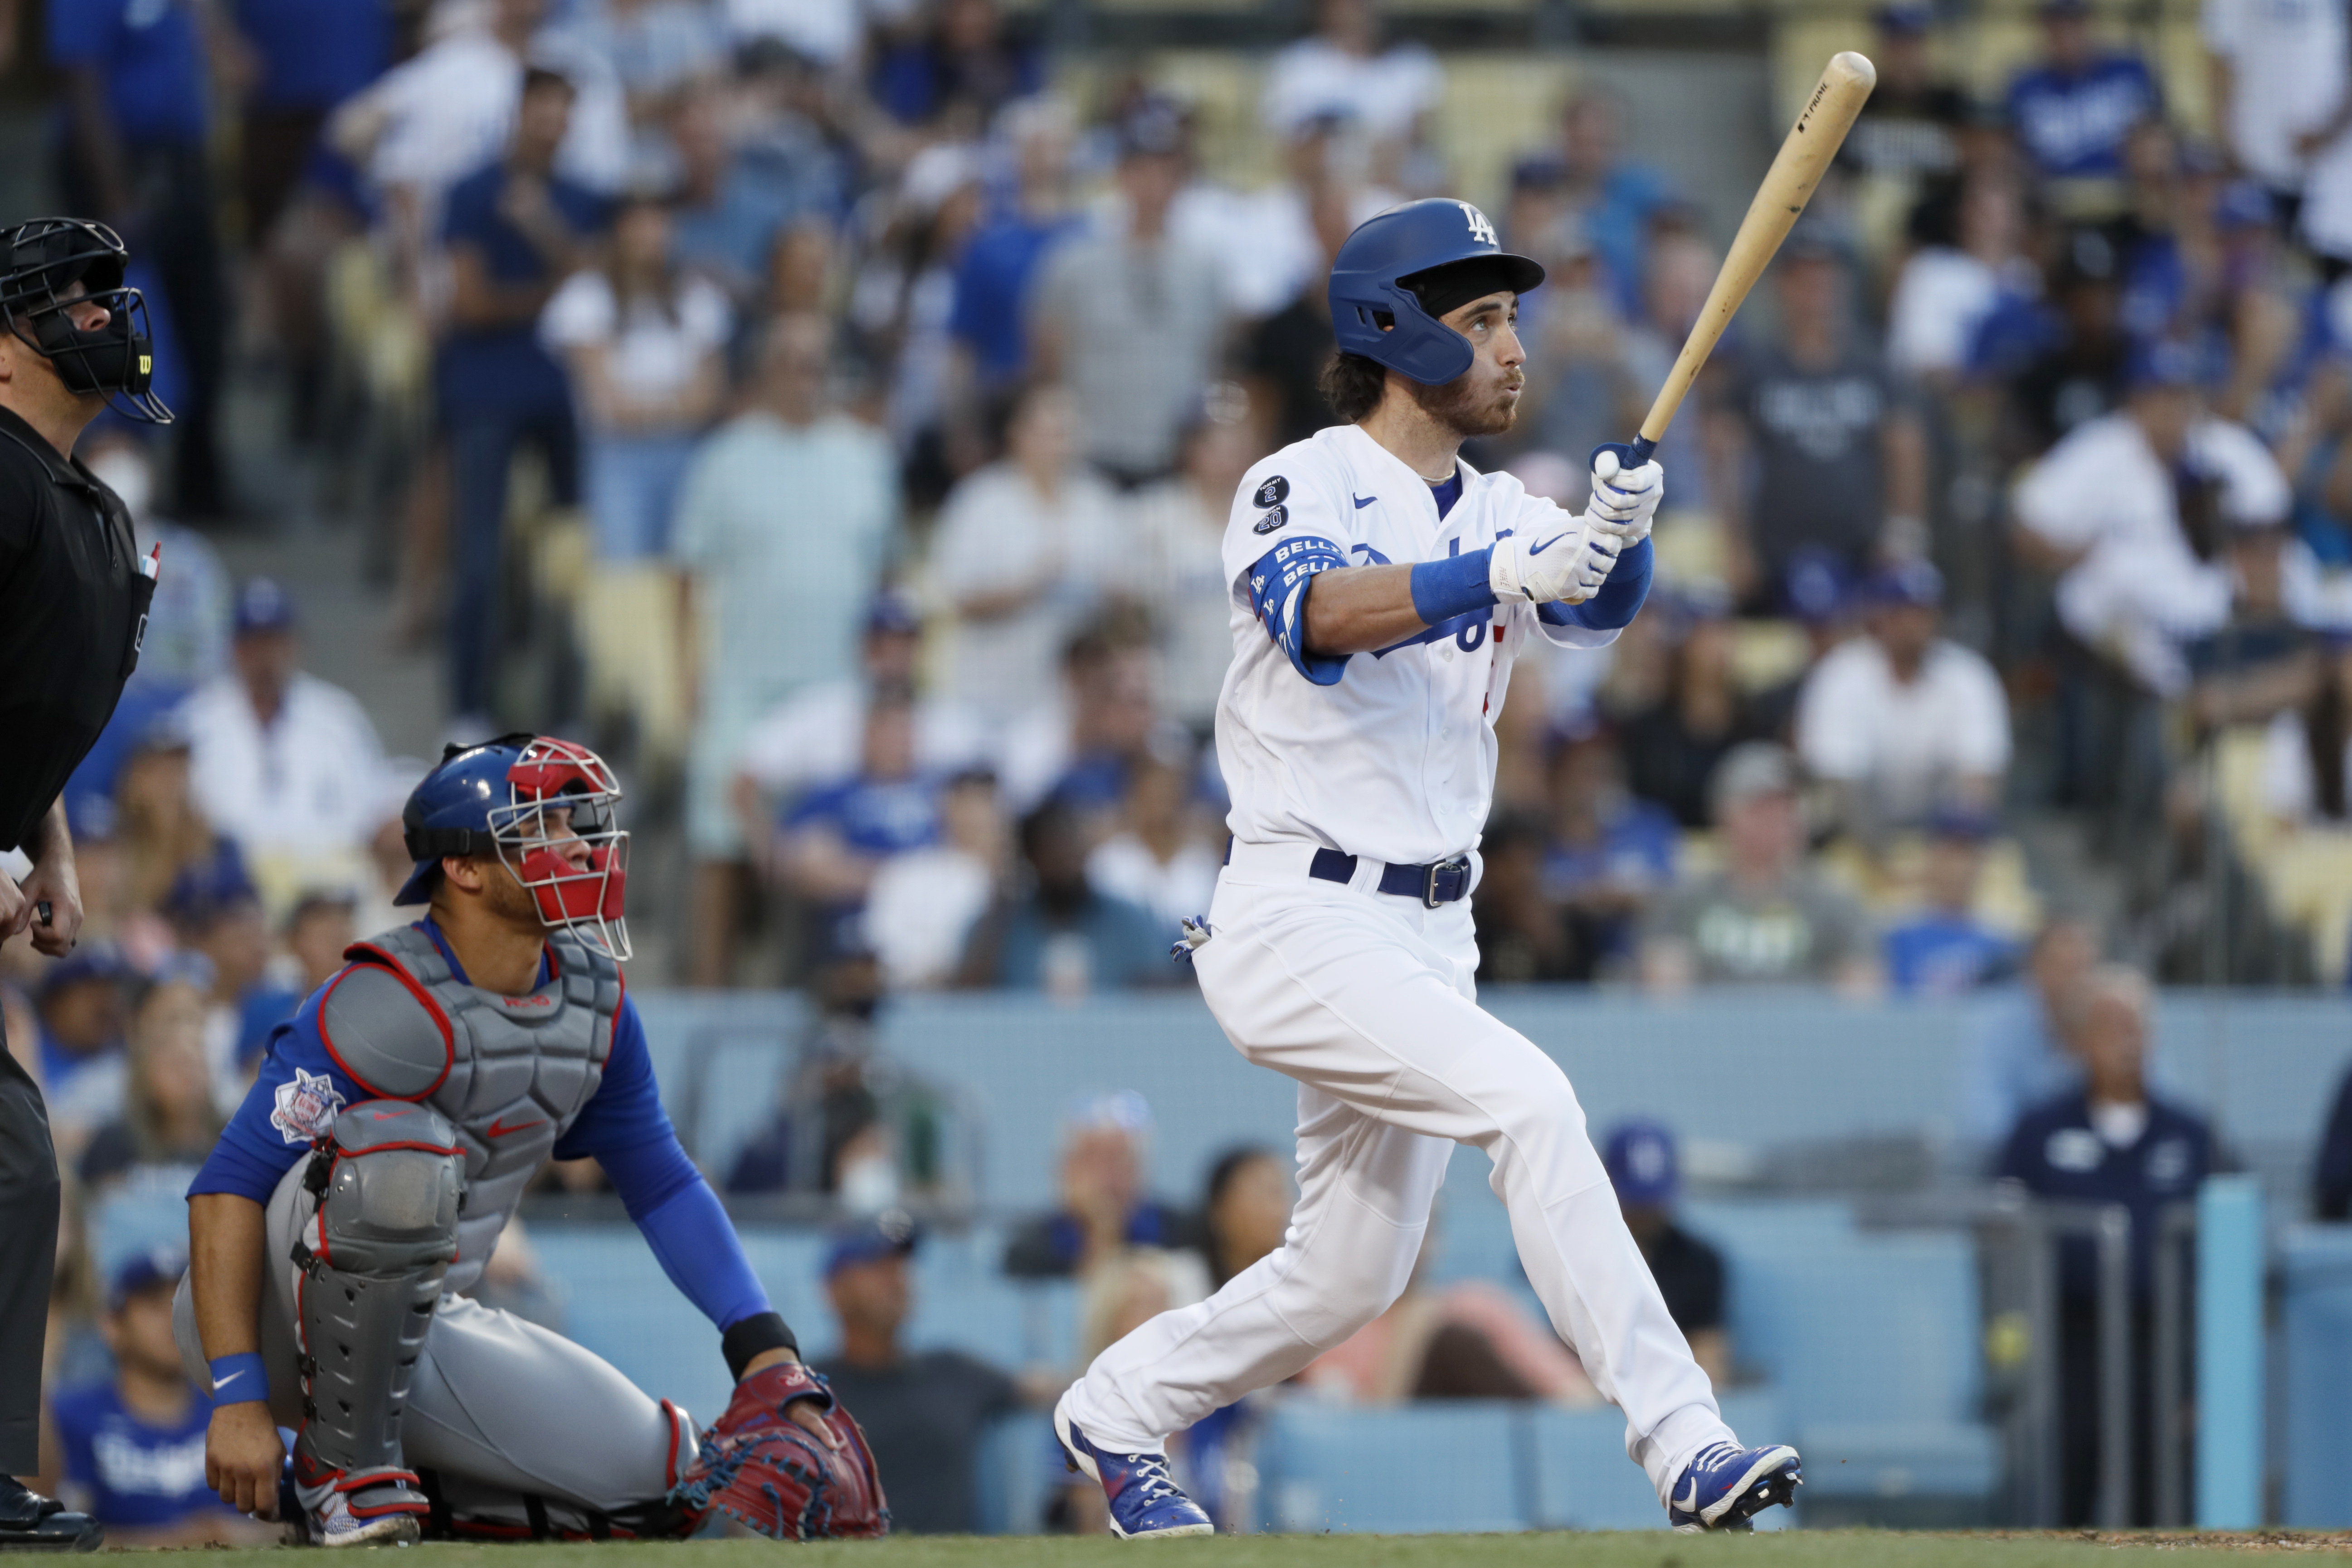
[1215,422,1615,867]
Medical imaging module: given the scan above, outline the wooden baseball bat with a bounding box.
[1625,51,1876,464]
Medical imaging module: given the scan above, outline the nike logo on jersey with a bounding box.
[1353,495,1377,509]
[1528,531,1571,555]
[487,1114,544,1138]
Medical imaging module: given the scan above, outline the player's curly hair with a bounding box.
[1319,349,1389,424]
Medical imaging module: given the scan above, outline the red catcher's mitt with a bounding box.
[668,1363,889,1540]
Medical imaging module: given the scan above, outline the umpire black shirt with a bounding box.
[0,402,146,854]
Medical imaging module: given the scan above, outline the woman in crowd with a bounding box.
[543,190,733,560]
[77,961,225,1193]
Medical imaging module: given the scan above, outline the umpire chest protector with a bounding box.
[317,924,620,1292]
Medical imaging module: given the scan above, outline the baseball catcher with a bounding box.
[177,735,886,1544]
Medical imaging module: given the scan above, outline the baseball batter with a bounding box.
[177,736,882,1546]
[1052,199,1803,1535]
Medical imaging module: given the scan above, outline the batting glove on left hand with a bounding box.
[1490,515,1624,605]
[1587,448,1664,545]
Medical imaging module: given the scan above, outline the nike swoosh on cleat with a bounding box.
[1353,495,1377,508]
[1528,532,1571,555]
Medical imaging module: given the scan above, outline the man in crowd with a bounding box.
[1796,559,2011,841]
[813,1213,1025,1534]
[1883,810,2020,996]
[673,314,900,986]
[438,65,606,734]
[1003,1093,1199,1280]
[1997,966,2219,1525]
[954,801,1175,995]
[1603,1121,1731,1386]
[180,579,390,895]
[1030,99,1225,487]
[1640,743,1879,993]
[50,1251,272,1545]
[1716,234,1928,602]
[2006,0,2161,191]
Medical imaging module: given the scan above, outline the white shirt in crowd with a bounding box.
[1122,477,1238,730]
[1169,180,1399,321]
[1087,832,1222,930]
[932,463,1122,724]
[540,271,733,429]
[1795,635,2012,823]
[1259,36,1442,142]
[1219,424,1616,867]
[2205,0,2348,192]
[180,672,391,861]
[865,845,993,989]
[2012,412,2289,694]
[735,678,992,800]
[1886,250,2040,378]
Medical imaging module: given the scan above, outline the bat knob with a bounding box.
[1593,438,1656,474]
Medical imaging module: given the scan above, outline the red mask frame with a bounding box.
[487,737,631,960]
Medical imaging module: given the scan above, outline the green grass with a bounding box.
[125,1533,2352,1565]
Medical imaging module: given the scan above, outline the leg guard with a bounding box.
[288,1101,464,1539]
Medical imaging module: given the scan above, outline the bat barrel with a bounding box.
[1631,51,1876,449]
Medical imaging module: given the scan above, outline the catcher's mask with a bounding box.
[397,734,632,960]
[0,217,171,424]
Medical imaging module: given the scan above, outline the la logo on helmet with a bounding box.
[1460,203,1497,247]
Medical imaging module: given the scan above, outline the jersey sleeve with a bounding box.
[1225,450,1360,683]
[187,989,371,1204]
[562,997,779,1334]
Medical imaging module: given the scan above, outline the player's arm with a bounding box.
[560,1000,840,1443]
[190,1192,282,1517]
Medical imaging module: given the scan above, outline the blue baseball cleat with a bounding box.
[1668,1441,1802,1532]
[1053,1393,1215,1539]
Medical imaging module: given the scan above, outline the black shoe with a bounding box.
[0,1479,102,1552]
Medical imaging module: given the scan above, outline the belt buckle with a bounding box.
[1424,856,1468,908]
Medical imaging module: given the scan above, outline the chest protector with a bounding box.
[317,924,620,1293]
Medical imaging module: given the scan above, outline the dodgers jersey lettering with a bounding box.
[1217,423,1618,867]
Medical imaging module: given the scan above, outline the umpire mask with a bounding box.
[0,218,172,425]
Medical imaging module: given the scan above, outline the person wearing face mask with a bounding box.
[0,215,176,1555]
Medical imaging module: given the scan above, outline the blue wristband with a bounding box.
[1409,547,1497,626]
[207,1352,268,1405]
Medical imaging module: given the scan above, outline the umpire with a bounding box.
[0,217,172,1552]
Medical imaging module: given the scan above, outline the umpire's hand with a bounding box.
[2,857,83,957]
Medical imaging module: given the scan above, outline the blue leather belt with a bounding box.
[1308,847,1472,908]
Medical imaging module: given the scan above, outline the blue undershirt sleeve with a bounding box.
[1247,536,1348,685]
[1538,537,1654,632]
[560,999,776,1332]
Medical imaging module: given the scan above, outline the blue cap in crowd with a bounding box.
[1928,803,1998,843]
[1783,547,1853,625]
[865,590,922,638]
[108,1246,186,1309]
[2126,337,2202,392]
[823,1209,917,1281]
[234,576,298,636]
[37,940,127,1001]
[1874,1,1935,34]
[164,851,261,928]
[1603,1120,1681,1207]
[1867,557,1945,610]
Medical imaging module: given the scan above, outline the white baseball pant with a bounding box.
[1062,841,1737,1505]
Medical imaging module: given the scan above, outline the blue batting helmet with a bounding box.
[394,733,633,958]
[1329,198,1545,386]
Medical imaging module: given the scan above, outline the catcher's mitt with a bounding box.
[669,1363,889,1540]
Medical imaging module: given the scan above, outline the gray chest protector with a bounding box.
[319,923,621,1295]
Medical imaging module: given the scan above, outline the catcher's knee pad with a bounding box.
[291,1101,464,1497]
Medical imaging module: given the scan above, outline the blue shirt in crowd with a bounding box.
[232,0,391,112]
[49,0,211,146]
[51,1382,232,1529]
[1885,914,2019,998]
[1996,1091,2217,1298]
[784,774,942,861]
[435,163,607,421]
[190,919,776,1338]
[1541,798,1679,961]
[2006,54,2160,180]
[950,211,1085,387]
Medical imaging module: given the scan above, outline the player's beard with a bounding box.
[478,854,551,930]
[1414,367,1522,439]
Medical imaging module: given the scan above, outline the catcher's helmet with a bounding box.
[396,734,631,959]
[0,218,170,424]
[1328,198,1545,387]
